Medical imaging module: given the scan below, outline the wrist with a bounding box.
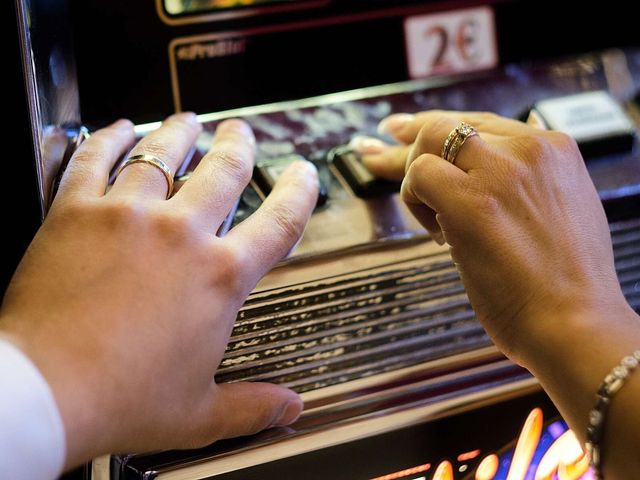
[503,292,635,369]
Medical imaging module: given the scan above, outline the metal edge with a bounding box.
[155,376,540,479]
[135,75,467,135]
[14,0,46,219]
[155,0,329,27]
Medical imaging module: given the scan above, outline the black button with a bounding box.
[253,154,328,207]
[328,145,401,198]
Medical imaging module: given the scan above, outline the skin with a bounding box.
[0,109,637,477]
[0,113,319,469]
[353,110,640,479]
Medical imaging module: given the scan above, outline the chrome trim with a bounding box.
[91,455,111,480]
[155,376,540,479]
[15,0,45,218]
[136,75,462,135]
[14,0,81,216]
[156,0,329,27]
[134,75,464,135]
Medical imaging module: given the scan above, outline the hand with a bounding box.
[350,111,630,363]
[0,113,319,468]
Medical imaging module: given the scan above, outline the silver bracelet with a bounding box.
[585,349,640,479]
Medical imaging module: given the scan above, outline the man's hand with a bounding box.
[0,114,319,468]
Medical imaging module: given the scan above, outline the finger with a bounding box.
[401,153,470,217]
[56,119,135,200]
[225,161,318,283]
[379,110,534,144]
[208,382,303,440]
[404,202,445,245]
[172,119,255,228]
[349,136,410,181]
[407,116,490,172]
[109,112,201,199]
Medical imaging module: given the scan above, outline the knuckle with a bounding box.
[475,111,500,122]
[510,133,553,162]
[266,204,304,241]
[50,196,96,221]
[214,243,249,293]
[400,180,418,205]
[404,154,426,183]
[136,141,172,161]
[102,197,150,225]
[548,131,579,153]
[64,156,98,184]
[210,150,252,185]
[430,116,456,139]
[70,136,111,167]
[151,209,199,240]
[474,190,502,217]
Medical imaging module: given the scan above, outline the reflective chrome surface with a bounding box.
[15,0,81,216]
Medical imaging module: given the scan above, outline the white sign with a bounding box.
[404,7,498,78]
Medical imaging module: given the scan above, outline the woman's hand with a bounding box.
[352,111,640,479]
[350,111,630,362]
[0,113,319,468]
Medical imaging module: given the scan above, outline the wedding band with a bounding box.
[440,122,478,165]
[116,154,174,199]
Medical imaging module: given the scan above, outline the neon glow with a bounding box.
[432,461,454,480]
[536,430,588,480]
[458,450,481,462]
[475,454,499,480]
[369,408,594,480]
[370,463,431,480]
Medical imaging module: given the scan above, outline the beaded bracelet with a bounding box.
[585,349,640,479]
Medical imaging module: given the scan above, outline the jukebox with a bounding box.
[12,0,640,479]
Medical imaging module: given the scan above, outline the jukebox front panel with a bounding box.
[13,1,640,479]
[104,49,640,479]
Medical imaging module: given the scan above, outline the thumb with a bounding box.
[209,382,303,440]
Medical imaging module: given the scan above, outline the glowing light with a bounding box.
[457,449,481,462]
[558,447,590,480]
[507,408,543,480]
[369,463,431,480]
[475,454,499,480]
[433,461,454,480]
[369,408,592,480]
[548,421,566,439]
[535,430,588,480]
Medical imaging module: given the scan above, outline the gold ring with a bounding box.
[440,122,478,165]
[116,154,174,199]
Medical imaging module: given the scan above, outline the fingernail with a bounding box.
[112,119,133,130]
[272,397,303,427]
[377,113,415,136]
[349,135,388,155]
[432,231,445,245]
[526,110,547,130]
[174,111,198,123]
[288,160,319,185]
[217,119,255,145]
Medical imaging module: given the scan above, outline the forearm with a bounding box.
[519,303,640,479]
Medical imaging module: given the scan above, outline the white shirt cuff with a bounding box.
[0,338,66,480]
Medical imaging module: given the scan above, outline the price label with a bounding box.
[404,7,498,78]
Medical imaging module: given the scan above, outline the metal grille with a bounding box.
[216,217,640,393]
